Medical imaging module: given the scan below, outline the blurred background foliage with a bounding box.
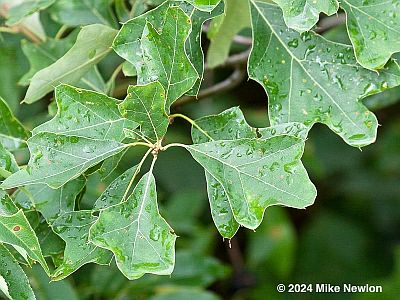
[0,0,399,299]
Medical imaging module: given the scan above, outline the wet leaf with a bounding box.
[1,133,127,189]
[138,6,198,109]
[89,171,177,280]
[32,85,138,141]
[248,1,400,147]
[0,244,36,300]
[51,211,112,280]
[14,177,86,223]
[0,191,18,216]
[0,210,49,274]
[119,82,168,143]
[187,137,317,229]
[272,0,339,32]
[191,107,257,238]
[0,97,29,151]
[23,24,117,104]
[340,0,400,70]
[93,164,139,210]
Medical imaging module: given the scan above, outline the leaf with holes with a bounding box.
[248,1,400,147]
[340,0,400,70]
[89,171,177,280]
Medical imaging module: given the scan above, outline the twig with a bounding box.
[315,12,346,33]
[173,67,247,107]
[205,49,250,70]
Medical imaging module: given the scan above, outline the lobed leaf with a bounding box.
[340,0,400,70]
[1,133,127,189]
[138,6,198,109]
[32,85,138,141]
[184,0,222,12]
[248,1,400,147]
[187,137,316,229]
[89,171,177,280]
[119,82,168,143]
[51,211,112,281]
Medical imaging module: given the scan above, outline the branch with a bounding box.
[315,12,346,34]
[205,49,250,70]
[173,67,247,107]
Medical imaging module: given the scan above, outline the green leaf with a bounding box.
[272,0,339,32]
[93,164,139,210]
[23,24,117,104]
[0,143,19,179]
[0,210,49,273]
[138,6,198,109]
[6,0,56,26]
[51,211,112,280]
[206,0,250,69]
[20,35,107,93]
[0,192,18,216]
[14,177,86,223]
[97,148,129,180]
[185,2,224,94]
[186,137,316,229]
[0,97,29,151]
[1,133,127,189]
[0,244,36,300]
[340,0,400,70]
[192,107,257,238]
[49,0,116,27]
[32,85,138,141]
[89,171,177,280]
[258,122,309,140]
[119,82,168,143]
[184,0,222,12]
[248,1,400,147]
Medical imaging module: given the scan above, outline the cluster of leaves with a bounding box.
[0,0,400,298]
